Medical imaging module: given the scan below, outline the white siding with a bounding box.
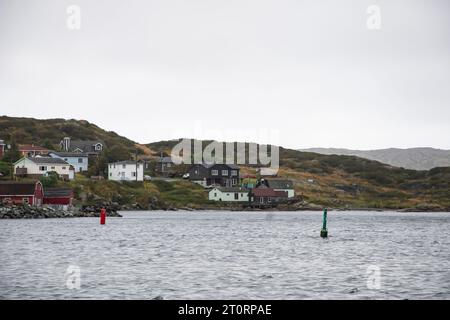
[208,188,249,202]
[108,163,144,181]
[274,189,295,198]
[14,158,72,179]
[49,153,88,172]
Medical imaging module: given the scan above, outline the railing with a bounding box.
[15,167,27,176]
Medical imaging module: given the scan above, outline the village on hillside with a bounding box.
[0,137,297,211]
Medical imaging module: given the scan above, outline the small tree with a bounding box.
[40,171,59,187]
[0,161,11,178]
[2,142,21,163]
[41,138,54,150]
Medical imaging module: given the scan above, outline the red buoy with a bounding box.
[100,208,106,225]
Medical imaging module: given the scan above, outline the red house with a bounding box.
[250,187,288,205]
[43,188,74,208]
[0,181,44,206]
[18,144,49,157]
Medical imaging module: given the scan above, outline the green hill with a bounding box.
[0,116,137,154]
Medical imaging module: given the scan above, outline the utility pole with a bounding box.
[160,151,164,174]
[9,144,13,180]
[135,148,138,182]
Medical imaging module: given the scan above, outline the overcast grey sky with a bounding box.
[0,0,449,149]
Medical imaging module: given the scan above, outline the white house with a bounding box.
[49,152,88,172]
[208,187,250,202]
[108,161,144,181]
[14,157,74,180]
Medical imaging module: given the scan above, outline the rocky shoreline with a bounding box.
[1,201,448,219]
[0,205,122,219]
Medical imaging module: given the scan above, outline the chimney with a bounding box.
[63,137,71,151]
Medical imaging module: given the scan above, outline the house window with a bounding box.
[211,170,218,176]
[78,158,83,163]
[231,170,237,176]
[268,197,272,203]
[62,167,66,170]
[232,178,237,185]
[39,166,47,171]
[51,166,55,170]
[109,173,112,176]
[79,167,83,172]
[3,198,11,204]
[122,164,126,169]
[222,170,228,176]
[260,197,264,204]
[95,144,102,151]
[214,193,217,197]
[22,198,29,205]
[64,158,68,161]
[234,193,239,200]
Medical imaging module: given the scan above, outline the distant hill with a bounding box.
[300,148,450,170]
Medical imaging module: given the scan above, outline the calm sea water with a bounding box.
[0,211,449,299]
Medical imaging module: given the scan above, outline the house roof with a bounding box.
[212,187,250,193]
[0,181,41,196]
[265,179,294,189]
[68,140,104,152]
[27,157,69,165]
[18,144,49,152]
[49,151,88,158]
[109,160,142,165]
[195,163,240,169]
[252,187,288,197]
[43,188,74,198]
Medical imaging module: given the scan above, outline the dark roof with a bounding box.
[196,163,240,169]
[44,188,73,197]
[69,140,104,152]
[212,187,250,193]
[265,179,294,189]
[252,187,288,197]
[0,181,41,196]
[27,157,69,165]
[109,160,143,165]
[49,152,88,158]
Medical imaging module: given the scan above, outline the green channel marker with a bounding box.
[320,208,328,238]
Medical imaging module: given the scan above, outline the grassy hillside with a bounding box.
[0,116,137,155]
[59,174,215,209]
